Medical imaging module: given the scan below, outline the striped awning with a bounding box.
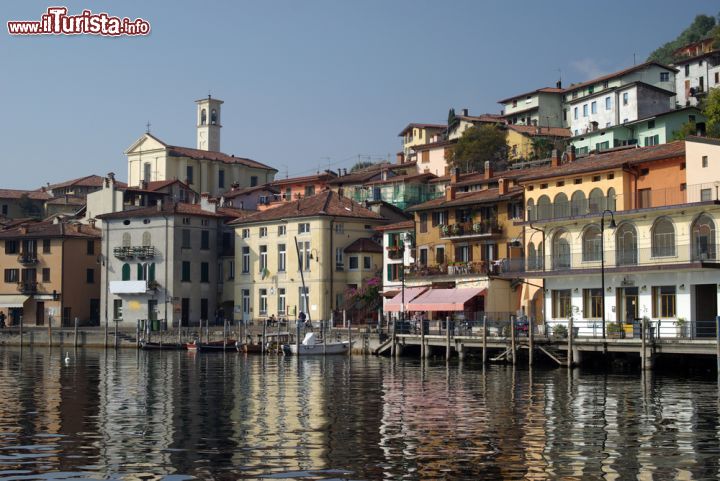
[384,287,428,312]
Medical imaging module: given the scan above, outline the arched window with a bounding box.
[527,198,535,221]
[527,242,537,271]
[122,233,131,247]
[651,217,675,257]
[607,187,616,211]
[588,188,605,214]
[537,241,544,270]
[553,193,569,218]
[537,195,551,220]
[137,263,146,281]
[571,191,587,216]
[552,229,571,270]
[692,213,716,261]
[148,263,156,282]
[616,223,638,265]
[201,108,207,125]
[582,225,602,262]
[121,263,130,281]
[211,109,217,125]
[142,231,151,247]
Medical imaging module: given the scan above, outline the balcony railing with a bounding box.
[17,281,38,294]
[113,246,156,260]
[439,221,502,239]
[386,247,404,260]
[17,254,38,266]
[526,244,718,273]
[528,183,719,223]
[405,258,525,278]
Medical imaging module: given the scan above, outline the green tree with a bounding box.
[450,124,507,172]
[647,14,717,64]
[447,108,457,128]
[671,121,699,140]
[704,87,720,137]
[350,160,374,172]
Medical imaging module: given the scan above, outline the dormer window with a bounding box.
[200,109,207,125]
[211,109,217,125]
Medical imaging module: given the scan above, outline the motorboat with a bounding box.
[284,332,352,356]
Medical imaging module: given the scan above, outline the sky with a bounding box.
[0,1,716,188]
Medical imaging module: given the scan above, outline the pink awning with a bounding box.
[384,287,428,312]
[407,288,486,312]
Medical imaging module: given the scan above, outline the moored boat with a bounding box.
[140,341,187,351]
[284,332,352,356]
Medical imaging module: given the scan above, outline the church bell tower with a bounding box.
[196,95,223,151]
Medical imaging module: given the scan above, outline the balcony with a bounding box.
[406,258,523,279]
[17,254,38,266]
[114,246,156,260]
[386,246,404,260]
[17,281,38,294]
[439,221,502,240]
[110,280,155,294]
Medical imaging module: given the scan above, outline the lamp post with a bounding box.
[600,209,617,342]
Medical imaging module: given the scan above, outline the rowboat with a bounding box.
[139,341,187,351]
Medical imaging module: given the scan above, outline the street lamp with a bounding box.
[600,209,617,341]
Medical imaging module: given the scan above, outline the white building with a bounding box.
[497,86,565,128]
[125,97,277,197]
[376,220,415,312]
[97,197,243,329]
[673,49,720,107]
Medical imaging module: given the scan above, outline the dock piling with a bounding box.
[445,316,451,361]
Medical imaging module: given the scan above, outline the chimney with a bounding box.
[551,149,560,167]
[88,218,96,229]
[108,172,115,181]
[450,167,460,184]
[445,185,456,201]
[556,80,562,89]
[381,168,388,181]
[484,161,493,180]
[396,152,405,164]
[200,192,216,213]
[461,108,469,116]
[498,178,508,195]
[567,145,576,163]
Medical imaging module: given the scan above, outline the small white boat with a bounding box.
[284,332,352,356]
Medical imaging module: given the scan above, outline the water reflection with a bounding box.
[0,348,718,480]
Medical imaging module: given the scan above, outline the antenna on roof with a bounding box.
[633,53,636,65]
[146,121,151,134]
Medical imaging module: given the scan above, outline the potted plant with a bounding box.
[451,224,461,236]
[440,224,449,236]
[553,324,568,338]
[607,322,624,339]
[674,317,688,338]
[472,222,483,233]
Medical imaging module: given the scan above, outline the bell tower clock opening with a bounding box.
[196,95,223,151]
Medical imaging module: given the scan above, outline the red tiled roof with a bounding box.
[97,202,250,220]
[362,172,437,186]
[270,172,337,187]
[0,221,100,239]
[165,145,277,171]
[222,184,279,199]
[0,189,51,200]
[344,238,382,253]
[506,124,572,138]
[518,141,686,182]
[45,195,86,206]
[230,191,385,225]
[410,138,457,152]
[327,162,417,186]
[498,87,565,104]
[398,123,447,136]
[47,174,127,190]
[563,61,677,93]
[375,220,414,232]
[407,186,523,212]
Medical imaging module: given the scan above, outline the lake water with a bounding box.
[0,348,718,480]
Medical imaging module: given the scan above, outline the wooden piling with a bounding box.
[48,317,52,348]
[528,315,534,367]
[482,315,487,364]
[510,315,516,366]
[642,316,647,370]
[445,316,451,361]
[114,318,118,348]
[568,314,574,368]
[347,318,352,356]
[223,319,228,350]
[262,320,267,355]
[716,316,720,374]
[74,317,79,348]
[420,317,426,358]
[136,320,140,348]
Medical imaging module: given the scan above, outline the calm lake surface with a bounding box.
[0,348,718,480]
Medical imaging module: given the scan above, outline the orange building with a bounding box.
[0,221,101,327]
[258,171,338,210]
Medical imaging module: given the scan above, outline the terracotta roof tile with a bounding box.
[97,202,250,220]
[0,189,51,200]
[398,123,447,136]
[518,141,686,182]
[563,61,677,94]
[407,186,523,212]
[498,87,566,104]
[0,221,100,239]
[344,238,382,253]
[166,145,277,171]
[230,191,385,224]
[374,220,415,232]
[47,174,127,191]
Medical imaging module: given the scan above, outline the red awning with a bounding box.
[384,287,428,312]
[407,288,486,312]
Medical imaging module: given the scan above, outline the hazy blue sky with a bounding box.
[1,1,716,188]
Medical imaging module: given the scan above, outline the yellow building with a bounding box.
[405,168,526,317]
[398,123,447,158]
[126,97,277,197]
[0,221,101,327]
[506,125,571,161]
[231,191,388,323]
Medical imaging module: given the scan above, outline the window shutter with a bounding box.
[148,263,156,282]
[122,263,130,281]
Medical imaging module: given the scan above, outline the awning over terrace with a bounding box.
[384,287,428,312]
[407,288,486,312]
